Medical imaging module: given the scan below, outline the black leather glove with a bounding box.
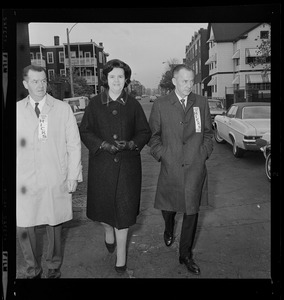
[100,141,119,154]
[115,140,137,151]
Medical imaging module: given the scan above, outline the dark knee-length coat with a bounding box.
[79,90,151,229]
[148,91,213,215]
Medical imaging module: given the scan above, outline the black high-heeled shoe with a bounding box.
[115,264,127,273]
[105,241,116,253]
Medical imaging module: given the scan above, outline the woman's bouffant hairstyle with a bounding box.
[101,59,132,88]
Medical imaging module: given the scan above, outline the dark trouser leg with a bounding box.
[17,226,42,278]
[46,224,63,270]
[162,210,176,234]
[179,213,199,258]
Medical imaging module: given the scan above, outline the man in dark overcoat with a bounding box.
[148,64,213,275]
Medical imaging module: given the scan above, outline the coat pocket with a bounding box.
[200,145,208,161]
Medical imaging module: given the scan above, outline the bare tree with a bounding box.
[249,23,271,76]
[159,58,180,94]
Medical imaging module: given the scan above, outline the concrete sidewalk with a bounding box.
[16,145,271,280]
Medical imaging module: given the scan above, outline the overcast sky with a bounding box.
[28,22,208,89]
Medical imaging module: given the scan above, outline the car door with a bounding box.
[225,106,239,145]
[217,105,237,142]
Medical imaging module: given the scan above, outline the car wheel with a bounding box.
[214,126,226,144]
[265,153,271,181]
[232,138,245,158]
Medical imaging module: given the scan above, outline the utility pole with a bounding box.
[66,23,78,97]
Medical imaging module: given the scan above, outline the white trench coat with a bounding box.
[16,94,82,227]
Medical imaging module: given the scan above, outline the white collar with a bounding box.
[29,95,46,110]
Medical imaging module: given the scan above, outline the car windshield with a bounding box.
[242,106,270,119]
[209,101,223,109]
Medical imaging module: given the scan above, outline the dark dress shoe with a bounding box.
[115,264,127,274]
[105,241,116,253]
[47,269,61,279]
[179,256,200,275]
[163,231,174,247]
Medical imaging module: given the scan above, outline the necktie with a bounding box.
[35,102,40,118]
[181,99,186,111]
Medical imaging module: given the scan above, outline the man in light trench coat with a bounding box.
[148,64,213,275]
[16,65,82,279]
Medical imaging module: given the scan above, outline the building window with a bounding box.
[246,56,257,64]
[260,31,269,39]
[99,52,103,63]
[36,52,41,60]
[195,61,198,74]
[59,52,64,63]
[85,52,91,64]
[47,52,54,64]
[30,53,34,60]
[247,83,271,90]
[48,69,55,80]
[60,69,65,76]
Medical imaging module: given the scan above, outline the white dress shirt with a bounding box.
[29,95,46,112]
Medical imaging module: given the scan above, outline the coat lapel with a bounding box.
[169,91,196,114]
[42,94,55,114]
[22,96,40,132]
[185,92,196,114]
[169,91,184,113]
[101,89,128,105]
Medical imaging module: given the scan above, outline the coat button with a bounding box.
[112,110,118,115]
[113,134,118,140]
[114,157,119,163]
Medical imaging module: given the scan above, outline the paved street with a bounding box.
[16,96,271,280]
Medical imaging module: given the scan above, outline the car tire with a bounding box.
[232,138,245,158]
[265,153,271,181]
[214,126,226,144]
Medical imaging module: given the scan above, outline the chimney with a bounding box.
[54,36,60,46]
[99,42,103,47]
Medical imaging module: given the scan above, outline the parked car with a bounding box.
[73,111,85,126]
[256,132,271,181]
[63,96,89,111]
[135,95,142,100]
[213,102,270,157]
[149,95,157,102]
[208,98,226,124]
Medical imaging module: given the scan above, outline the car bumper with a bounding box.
[243,138,262,151]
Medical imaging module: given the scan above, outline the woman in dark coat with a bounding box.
[79,59,151,273]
